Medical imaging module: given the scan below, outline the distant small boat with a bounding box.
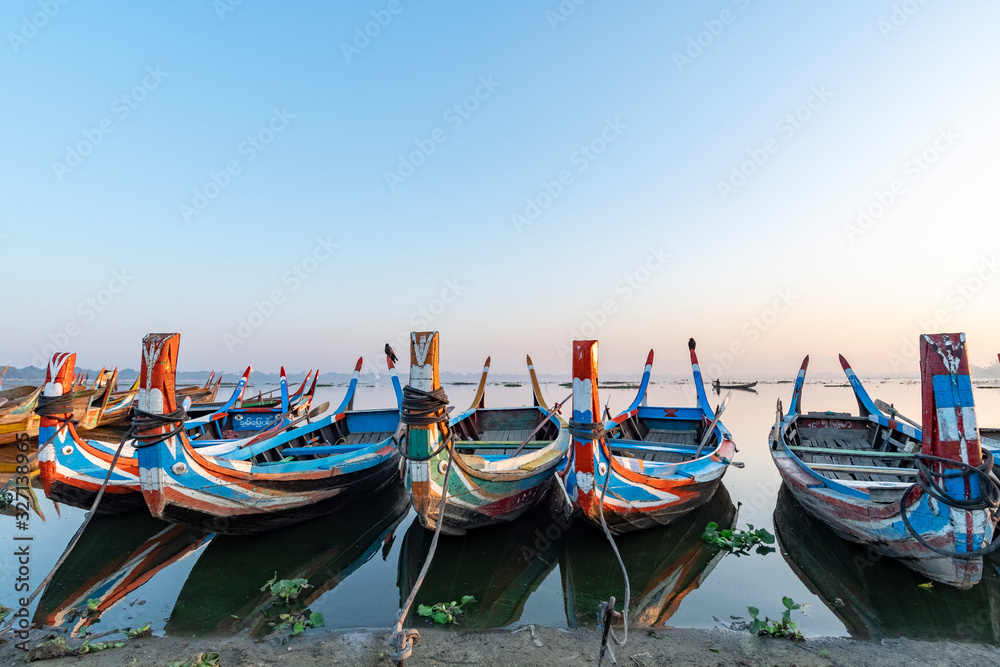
[402,331,570,535]
[769,333,1000,589]
[712,379,757,392]
[558,338,738,534]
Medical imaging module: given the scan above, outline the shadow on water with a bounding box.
[560,484,737,628]
[166,484,410,637]
[33,512,208,634]
[773,484,1000,645]
[397,492,566,628]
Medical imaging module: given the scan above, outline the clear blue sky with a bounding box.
[2,1,998,378]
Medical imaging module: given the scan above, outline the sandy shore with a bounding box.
[3,625,999,666]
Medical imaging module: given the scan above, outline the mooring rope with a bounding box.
[390,384,454,665]
[596,468,630,667]
[568,419,607,442]
[0,394,79,500]
[22,406,188,609]
[899,448,1000,558]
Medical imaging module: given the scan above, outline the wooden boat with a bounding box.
[33,512,209,633]
[402,331,570,535]
[561,483,736,628]
[184,367,317,440]
[842,358,1000,460]
[397,494,564,628]
[0,383,43,445]
[712,379,757,392]
[769,333,1000,589]
[774,484,1000,643]
[35,357,318,514]
[184,369,315,421]
[135,333,402,534]
[558,339,738,534]
[36,353,149,514]
[167,483,408,637]
[94,376,142,427]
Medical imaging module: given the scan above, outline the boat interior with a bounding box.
[604,413,714,464]
[449,407,560,459]
[243,409,399,465]
[784,412,922,483]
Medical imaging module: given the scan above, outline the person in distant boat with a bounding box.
[385,343,398,364]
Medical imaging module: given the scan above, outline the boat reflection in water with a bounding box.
[560,484,736,628]
[398,496,567,628]
[166,483,410,637]
[33,512,208,634]
[774,484,1000,644]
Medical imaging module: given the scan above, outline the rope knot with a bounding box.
[390,628,420,665]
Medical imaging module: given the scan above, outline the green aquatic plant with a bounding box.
[261,573,311,603]
[746,597,804,640]
[417,596,476,625]
[80,639,126,654]
[124,623,152,638]
[77,598,103,636]
[702,522,775,556]
[275,610,325,637]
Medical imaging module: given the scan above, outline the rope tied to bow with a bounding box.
[391,385,455,665]
[129,407,189,448]
[568,420,607,442]
[899,448,1000,558]
[398,385,452,461]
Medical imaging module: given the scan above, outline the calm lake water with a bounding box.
[5,378,1000,643]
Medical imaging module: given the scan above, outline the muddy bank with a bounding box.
[3,625,999,667]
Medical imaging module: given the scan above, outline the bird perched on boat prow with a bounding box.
[688,338,696,350]
[384,343,398,363]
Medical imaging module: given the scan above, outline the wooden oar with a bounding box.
[508,392,571,458]
[874,399,921,430]
[694,390,731,457]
